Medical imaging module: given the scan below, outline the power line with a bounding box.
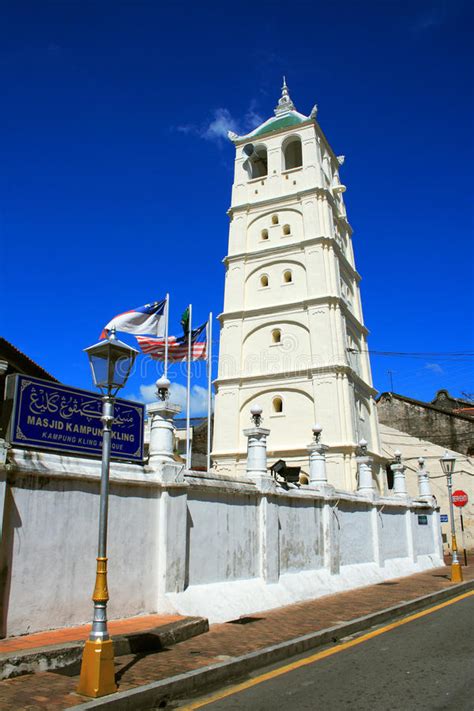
[350,349,474,358]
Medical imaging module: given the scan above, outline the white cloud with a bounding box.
[203,108,238,141]
[175,102,263,145]
[425,362,444,374]
[135,382,213,416]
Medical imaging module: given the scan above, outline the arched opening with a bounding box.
[271,214,279,225]
[283,224,291,235]
[272,328,281,343]
[261,229,269,240]
[260,274,269,288]
[272,396,283,413]
[244,144,268,179]
[283,136,303,170]
[283,270,292,283]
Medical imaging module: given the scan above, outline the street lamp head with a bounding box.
[394,449,402,464]
[418,457,425,468]
[358,438,368,455]
[84,330,138,396]
[440,450,456,476]
[312,423,323,442]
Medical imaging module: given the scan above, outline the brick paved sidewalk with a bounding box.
[0,614,184,654]
[0,563,472,710]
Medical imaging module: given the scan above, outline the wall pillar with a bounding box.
[243,405,275,493]
[356,439,375,499]
[258,495,279,583]
[372,506,383,567]
[147,377,181,467]
[156,484,189,605]
[307,425,334,495]
[323,501,340,575]
[405,507,417,563]
[417,457,433,501]
[391,451,408,498]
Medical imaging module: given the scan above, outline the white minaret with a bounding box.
[212,80,383,490]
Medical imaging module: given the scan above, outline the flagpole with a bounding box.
[206,313,213,472]
[164,293,170,379]
[185,304,192,470]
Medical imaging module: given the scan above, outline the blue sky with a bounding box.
[2,0,473,414]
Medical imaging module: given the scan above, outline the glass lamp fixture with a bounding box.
[440,451,456,477]
[84,330,138,396]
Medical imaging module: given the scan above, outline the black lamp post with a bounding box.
[77,329,138,698]
[439,451,463,583]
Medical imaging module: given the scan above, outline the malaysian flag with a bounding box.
[137,323,207,362]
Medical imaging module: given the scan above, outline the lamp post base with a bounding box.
[450,561,463,583]
[77,639,117,698]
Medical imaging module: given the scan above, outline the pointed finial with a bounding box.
[274,76,296,116]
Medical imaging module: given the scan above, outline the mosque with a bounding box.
[212,79,383,491]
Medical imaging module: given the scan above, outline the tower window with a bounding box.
[271,214,279,225]
[283,224,291,236]
[244,144,268,179]
[283,136,303,170]
[272,329,281,343]
[283,270,293,283]
[272,397,283,413]
[261,229,269,240]
[260,274,269,288]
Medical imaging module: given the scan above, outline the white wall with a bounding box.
[0,448,444,635]
[380,507,408,561]
[338,503,374,566]
[187,491,259,585]
[278,499,323,573]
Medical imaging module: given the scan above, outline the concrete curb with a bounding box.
[0,617,208,681]
[74,579,474,710]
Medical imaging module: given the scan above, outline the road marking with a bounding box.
[180,590,474,709]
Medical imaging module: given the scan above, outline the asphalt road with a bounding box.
[178,593,474,711]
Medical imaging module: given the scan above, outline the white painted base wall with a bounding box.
[166,556,441,623]
[0,449,443,636]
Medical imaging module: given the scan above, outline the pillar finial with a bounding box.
[156,376,170,402]
[250,403,263,427]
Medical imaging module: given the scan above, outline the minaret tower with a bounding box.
[212,80,383,490]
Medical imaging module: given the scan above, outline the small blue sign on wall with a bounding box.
[440,514,449,523]
[7,374,145,462]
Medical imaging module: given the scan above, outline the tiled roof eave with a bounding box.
[234,117,314,145]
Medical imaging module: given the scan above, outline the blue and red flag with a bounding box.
[100,300,166,339]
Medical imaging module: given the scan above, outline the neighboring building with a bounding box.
[212,80,383,489]
[431,389,474,418]
[174,417,208,470]
[377,391,474,456]
[380,423,473,551]
[0,337,58,437]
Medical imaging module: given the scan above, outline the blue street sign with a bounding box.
[440,514,449,523]
[7,374,145,462]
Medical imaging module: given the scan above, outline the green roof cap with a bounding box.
[251,113,305,138]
